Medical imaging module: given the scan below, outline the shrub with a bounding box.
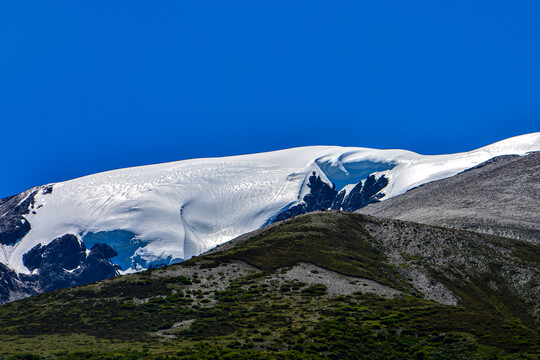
[301,284,327,296]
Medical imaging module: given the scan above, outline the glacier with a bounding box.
[2,132,540,276]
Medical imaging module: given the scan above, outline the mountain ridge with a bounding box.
[1,132,539,302]
[359,150,540,244]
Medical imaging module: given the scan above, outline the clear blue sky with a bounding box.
[1,1,539,198]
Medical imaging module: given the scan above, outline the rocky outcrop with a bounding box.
[0,189,37,245]
[273,172,389,222]
[0,233,120,303]
[0,262,39,304]
[0,185,56,246]
[23,234,87,272]
[274,172,337,222]
[75,243,120,286]
[341,174,389,211]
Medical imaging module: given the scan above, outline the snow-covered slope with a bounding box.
[2,133,540,278]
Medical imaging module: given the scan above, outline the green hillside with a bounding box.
[1,212,538,359]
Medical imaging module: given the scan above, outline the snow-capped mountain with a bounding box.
[1,133,539,302]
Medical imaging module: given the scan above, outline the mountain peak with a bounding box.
[1,133,540,301]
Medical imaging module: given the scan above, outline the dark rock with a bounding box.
[148,263,166,270]
[331,190,346,210]
[273,172,389,222]
[41,234,87,270]
[274,203,307,222]
[22,244,44,272]
[273,172,337,222]
[0,262,39,304]
[74,244,119,286]
[21,234,88,292]
[0,195,15,207]
[341,175,389,211]
[303,172,337,210]
[23,234,86,272]
[38,263,78,292]
[0,217,31,246]
[7,234,121,300]
[89,243,118,259]
[0,188,38,245]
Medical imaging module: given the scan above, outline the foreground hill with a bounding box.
[359,151,540,244]
[1,212,538,359]
[2,133,540,303]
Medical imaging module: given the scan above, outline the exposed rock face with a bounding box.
[302,172,338,210]
[341,174,389,211]
[0,188,39,245]
[359,152,540,244]
[274,172,389,222]
[0,234,120,302]
[274,172,337,222]
[0,262,39,304]
[23,234,87,272]
[77,243,120,285]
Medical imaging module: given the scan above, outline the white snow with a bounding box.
[4,133,540,274]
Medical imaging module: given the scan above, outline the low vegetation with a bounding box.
[0,212,538,359]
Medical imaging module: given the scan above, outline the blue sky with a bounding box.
[1,1,539,198]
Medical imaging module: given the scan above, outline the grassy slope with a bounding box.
[0,212,538,359]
